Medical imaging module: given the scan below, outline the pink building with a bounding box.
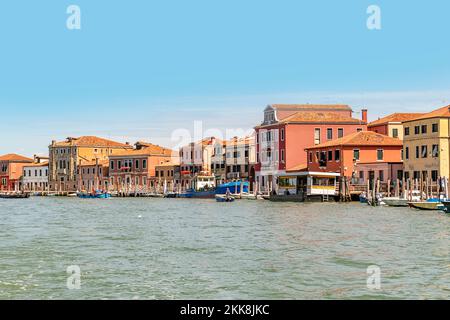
[254,104,367,193]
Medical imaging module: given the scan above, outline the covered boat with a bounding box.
[0,193,30,199]
[216,181,249,195]
[77,191,111,199]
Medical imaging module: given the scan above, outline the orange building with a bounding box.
[0,154,33,191]
[305,131,403,183]
[255,104,367,193]
[78,159,109,192]
[109,141,178,192]
[368,113,424,140]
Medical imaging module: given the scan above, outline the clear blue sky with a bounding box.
[1,0,450,155]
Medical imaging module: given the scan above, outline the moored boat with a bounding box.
[408,199,444,211]
[77,191,111,199]
[0,192,30,199]
[215,195,235,202]
[382,197,409,207]
[441,200,450,213]
[177,189,216,199]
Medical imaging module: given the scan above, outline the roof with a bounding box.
[368,113,425,127]
[270,104,352,112]
[79,159,109,167]
[155,162,179,168]
[403,105,450,122]
[0,154,33,162]
[225,135,255,146]
[286,163,308,172]
[279,111,365,124]
[305,131,403,150]
[24,161,49,167]
[52,136,132,148]
[110,142,174,157]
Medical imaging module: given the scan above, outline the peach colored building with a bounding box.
[78,159,109,192]
[255,104,367,193]
[368,113,424,140]
[109,142,178,192]
[0,154,33,191]
[305,131,403,183]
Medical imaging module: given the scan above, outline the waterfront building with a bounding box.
[78,159,109,192]
[254,104,367,193]
[0,154,33,192]
[305,131,403,184]
[402,105,450,181]
[210,139,227,185]
[224,134,256,187]
[109,141,177,193]
[22,156,49,192]
[153,163,181,193]
[368,113,424,140]
[49,136,133,192]
[179,137,220,189]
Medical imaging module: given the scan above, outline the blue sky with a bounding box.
[1,0,450,155]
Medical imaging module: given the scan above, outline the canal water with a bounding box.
[0,197,449,299]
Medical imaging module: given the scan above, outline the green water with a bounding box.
[0,198,449,299]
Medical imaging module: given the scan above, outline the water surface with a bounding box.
[0,198,449,299]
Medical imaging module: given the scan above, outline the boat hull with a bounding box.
[178,190,216,199]
[77,193,111,199]
[382,198,408,207]
[0,193,30,199]
[408,201,444,211]
[215,195,235,202]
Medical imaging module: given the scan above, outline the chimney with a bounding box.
[361,109,368,123]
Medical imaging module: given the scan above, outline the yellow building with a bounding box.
[48,136,133,192]
[402,105,450,181]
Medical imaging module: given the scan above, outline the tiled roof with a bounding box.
[0,154,33,162]
[53,136,132,148]
[368,113,425,127]
[24,161,49,167]
[79,159,109,167]
[286,163,308,172]
[110,142,174,157]
[280,111,365,124]
[271,104,352,111]
[305,131,402,150]
[403,105,450,122]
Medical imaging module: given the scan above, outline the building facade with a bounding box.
[368,113,424,140]
[78,159,109,192]
[305,131,403,183]
[0,154,33,192]
[255,104,367,193]
[49,136,133,192]
[402,105,450,181]
[22,156,49,191]
[153,163,181,193]
[109,142,178,192]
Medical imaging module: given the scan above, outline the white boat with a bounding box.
[382,197,409,207]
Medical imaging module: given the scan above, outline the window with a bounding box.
[415,146,419,159]
[359,171,364,180]
[413,171,420,180]
[431,170,438,182]
[110,161,114,170]
[135,160,139,169]
[319,151,327,167]
[328,150,333,161]
[281,149,285,162]
[377,149,384,161]
[414,126,420,134]
[421,125,427,134]
[327,128,333,140]
[357,128,363,132]
[404,171,410,180]
[405,147,409,160]
[338,128,344,138]
[432,144,439,158]
[309,152,313,163]
[118,161,122,169]
[353,149,360,161]
[314,128,321,145]
[281,128,285,141]
[379,170,384,181]
[392,128,398,138]
[432,123,438,133]
[143,159,147,169]
[404,127,410,136]
[421,145,428,158]
[335,150,341,161]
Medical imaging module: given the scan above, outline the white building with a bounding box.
[22,159,49,191]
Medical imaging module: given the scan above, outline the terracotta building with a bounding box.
[78,159,109,192]
[49,136,133,192]
[305,131,403,184]
[255,104,367,193]
[368,113,424,140]
[109,142,178,192]
[0,154,33,191]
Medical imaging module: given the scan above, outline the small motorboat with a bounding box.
[215,195,235,202]
[408,199,444,211]
[440,200,450,213]
[0,192,30,199]
[77,191,111,199]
